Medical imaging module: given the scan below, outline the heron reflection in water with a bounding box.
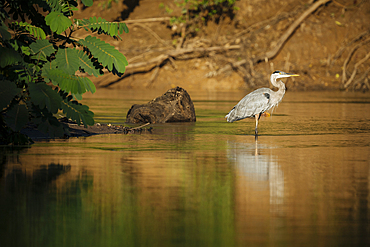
[225,71,299,136]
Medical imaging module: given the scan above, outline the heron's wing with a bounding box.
[226,88,272,122]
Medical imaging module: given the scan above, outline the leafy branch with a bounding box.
[0,0,129,145]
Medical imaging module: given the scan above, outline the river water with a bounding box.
[1,89,370,247]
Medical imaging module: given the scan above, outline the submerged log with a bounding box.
[126,86,196,124]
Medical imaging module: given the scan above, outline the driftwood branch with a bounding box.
[148,66,160,86]
[341,37,370,83]
[253,0,331,63]
[126,45,241,71]
[212,0,331,77]
[332,30,370,63]
[124,17,171,24]
[343,52,370,89]
[352,67,370,89]
[131,23,170,48]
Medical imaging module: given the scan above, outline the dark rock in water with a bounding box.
[126,86,196,124]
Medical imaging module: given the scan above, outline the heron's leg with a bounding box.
[254,113,262,136]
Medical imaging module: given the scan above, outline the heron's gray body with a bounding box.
[225,71,298,135]
[225,86,285,122]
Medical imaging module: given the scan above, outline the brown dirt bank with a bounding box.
[74,0,370,92]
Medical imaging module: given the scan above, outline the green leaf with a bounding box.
[81,0,93,7]
[122,23,129,33]
[37,117,65,138]
[21,46,31,56]
[79,35,128,74]
[29,39,56,61]
[77,50,100,77]
[0,21,11,40]
[42,67,96,95]
[81,77,96,94]
[0,79,21,110]
[13,21,46,39]
[77,17,128,37]
[109,22,118,36]
[61,99,94,127]
[5,104,29,131]
[0,47,22,68]
[45,11,72,34]
[43,0,63,12]
[28,82,62,114]
[33,113,65,138]
[55,47,79,75]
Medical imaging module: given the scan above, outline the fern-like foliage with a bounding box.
[60,92,94,127]
[0,47,23,68]
[42,67,96,96]
[54,47,79,74]
[43,0,79,14]
[43,0,64,12]
[79,35,128,73]
[11,21,46,39]
[29,39,56,61]
[28,82,62,114]
[1,0,129,144]
[76,17,129,38]
[0,79,21,110]
[77,50,101,77]
[5,104,29,132]
[32,105,66,138]
[81,0,93,7]
[0,21,11,40]
[45,11,73,34]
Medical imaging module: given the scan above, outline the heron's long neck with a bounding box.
[270,76,286,93]
[270,76,286,103]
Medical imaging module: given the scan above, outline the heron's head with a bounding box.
[272,71,300,79]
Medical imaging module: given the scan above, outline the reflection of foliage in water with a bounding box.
[114,153,236,247]
[1,154,236,246]
[0,163,93,247]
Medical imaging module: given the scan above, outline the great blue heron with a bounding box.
[225,71,299,136]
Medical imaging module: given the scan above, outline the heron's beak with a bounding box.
[287,73,299,77]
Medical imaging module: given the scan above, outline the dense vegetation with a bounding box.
[162,0,238,40]
[0,0,129,145]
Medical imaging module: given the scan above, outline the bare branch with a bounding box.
[124,17,171,24]
[341,37,370,83]
[212,0,331,77]
[343,52,370,89]
[352,67,370,89]
[131,23,171,48]
[126,45,241,71]
[332,30,370,63]
[252,0,331,64]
